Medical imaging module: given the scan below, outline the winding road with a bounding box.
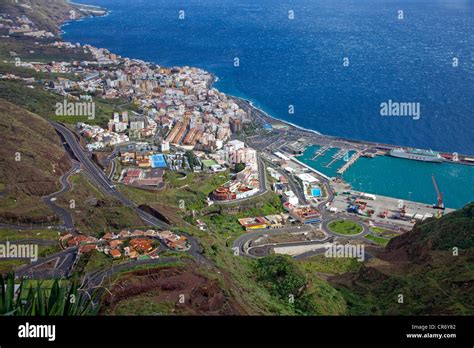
[51,121,210,266]
[231,162,378,260]
[41,160,81,232]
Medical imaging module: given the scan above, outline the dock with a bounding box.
[312,145,331,160]
[337,150,363,174]
[324,149,349,168]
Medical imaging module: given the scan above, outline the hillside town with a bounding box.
[2,7,456,248]
[61,229,190,260]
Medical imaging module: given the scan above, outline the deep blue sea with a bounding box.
[64,0,474,155]
[62,0,474,208]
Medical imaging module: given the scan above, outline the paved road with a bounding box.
[52,122,171,230]
[321,216,370,240]
[0,223,59,230]
[233,220,373,260]
[107,157,116,180]
[264,159,308,205]
[247,236,334,258]
[41,160,81,232]
[52,122,211,266]
[233,225,316,256]
[214,155,268,205]
[79,256,181,293]
[15,247,78,279]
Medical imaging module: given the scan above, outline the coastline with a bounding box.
[58,4,474,159]
[290,157,331,181]
[234,96,322,136]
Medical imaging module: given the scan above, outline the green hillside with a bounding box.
[332,203,474,315]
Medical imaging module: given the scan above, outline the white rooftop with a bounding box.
[297,173,319,183]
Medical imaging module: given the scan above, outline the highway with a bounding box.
[51,121,172,230]
[51,121,210,266]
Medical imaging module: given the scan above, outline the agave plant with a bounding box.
[0,273,101,316]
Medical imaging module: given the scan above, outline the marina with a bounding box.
[311,145,331,160]
[324,149,350,169]
[297,145,474,209]
[337,150,364,175]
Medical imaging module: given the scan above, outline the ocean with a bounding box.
[63,0,473,154]
[62,0,474,208]
[297,145,474,208]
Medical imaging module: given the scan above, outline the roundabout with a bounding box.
[327,219,364,236]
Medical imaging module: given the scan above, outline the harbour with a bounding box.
[296,145,474,209]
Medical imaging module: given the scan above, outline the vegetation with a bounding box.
[370,227,385,234]
[0,273,100,315]
[111,296,175,315]
[184,150,199,168]
[253,254,346,315]
[334,202,474,315]
[234,162,245,173]
[38,244,62,257]
[0,78,135,129]
[0,8,472,316]
[370,227,398,238]
[300,255,363,275]
[83,250,113,274]
[408,202,474,251]
[0,98,70,224]
[202,192,284,235]
[57,173,143,235]
[328,220,363,235]
[365,233,389,247]
[119,171,230,212]
[0,0,84,34]
[0,228,61,241]
[0,260,28,274]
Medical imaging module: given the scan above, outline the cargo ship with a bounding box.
[389,148,444,163]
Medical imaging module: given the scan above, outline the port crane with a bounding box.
[431,174,444,210]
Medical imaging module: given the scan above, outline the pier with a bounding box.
[324,149,349,168]
[312,145,331,160]
[337,150,363,175]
